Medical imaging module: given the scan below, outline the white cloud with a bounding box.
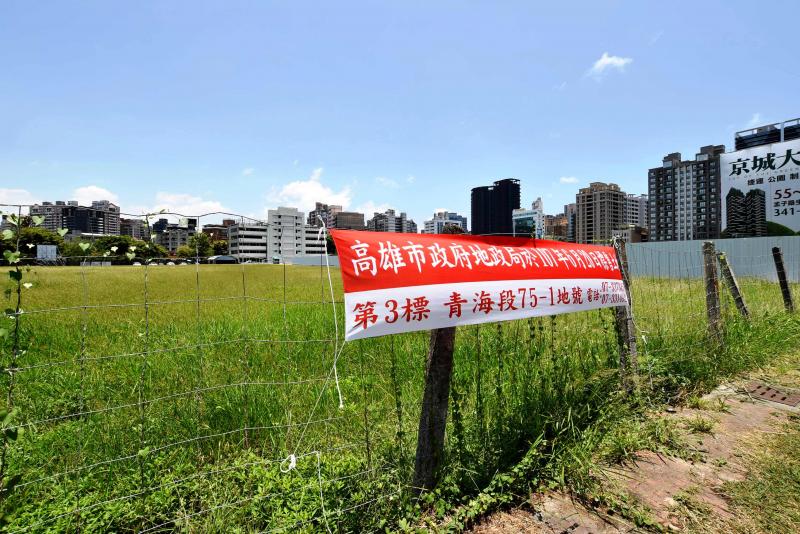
[559,176,579,184]
[746,113,763,128]
[355,200,393,217]
[72,185,119,206]
[0,188,39,206]
[242,167,255,176]
[586,52,633,79]
[375,176,399,189]
[554,81,567,91]
[406,175,416,184]
[433,207,449,213]
[148,192,227,217]
[266,167,352,215]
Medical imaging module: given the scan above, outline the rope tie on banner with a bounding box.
[317,217,344,409]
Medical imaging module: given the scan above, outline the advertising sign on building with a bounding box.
[331,229,627,340]
[720,138,800,236]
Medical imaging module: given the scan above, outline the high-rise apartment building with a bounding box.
[120,218,148,240]
[624,194,649,228]
[307,202,343,227]
[725,188,767,238]
[648,145,724,241]
[366,209,417,233]
[470,178,521,235]
[734,118,800,150]
[564,203,577,242]
[423,211,468,234]
[575,182,625,244]
[30,200,121,237]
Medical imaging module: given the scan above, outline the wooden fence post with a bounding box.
[772,246,795,313]
[612,238,638,387]
[717,252,749,319]
[412,326,456,493]
[702,241,722,342]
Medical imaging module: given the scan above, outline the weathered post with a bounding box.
[702,241,722,341]
[772,246,795,313]
[412,326,456,492]
[717,252,749,319]
[612,238,638,387]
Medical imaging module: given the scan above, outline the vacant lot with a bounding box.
[2,264,798,532]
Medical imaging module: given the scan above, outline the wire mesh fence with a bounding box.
[1,205,799,532]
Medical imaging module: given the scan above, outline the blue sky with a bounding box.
[1,0,797,227]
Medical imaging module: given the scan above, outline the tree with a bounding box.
[0,227,63,257]
[187,233,213,257]
[176,245,193,258]
[441,224,465,235]
[211,240,228,255]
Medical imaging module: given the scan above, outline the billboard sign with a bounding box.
[331,229,627,340]
[720,138,800,236]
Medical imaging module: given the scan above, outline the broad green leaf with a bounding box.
[8,270,21,281]
[22,283,32,289]
[3,250,20,264]
[129,246,137,252]
[57,228,69,237]
[126,252,135,261]
[110,246,118,252]
[79,243,91,252]
[1,230,12,241]
[31,215,45,226]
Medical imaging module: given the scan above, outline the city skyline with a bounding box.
[2,1,796,228]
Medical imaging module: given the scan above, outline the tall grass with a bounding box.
[1,262,798,532]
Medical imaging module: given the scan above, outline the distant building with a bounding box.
[366,209,417,233]
[228,223,268,260]
[470,178,520,235]
[307,202,343,228]
[120,218,147,240]
[725,188,767,238]
[543,213,568,240]
[30,200,120,237]
[423,211,468,234]
[202,219,235,241]
[564,203,577,242]
[267,207,306,258]
[624,194,649,229]
[575,182,625,244]
[618,224,650,243]
[648,145,724,241]
[332,211,366,230]
[511,197,544,238]
[155,220,196,253]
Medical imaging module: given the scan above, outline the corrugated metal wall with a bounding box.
[627,236,800,281]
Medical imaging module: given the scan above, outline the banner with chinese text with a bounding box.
[331,230,627,340]
[720,138,800,236]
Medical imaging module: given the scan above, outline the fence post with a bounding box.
[717,252,749,319]
[772,246,795,313]
[612,238,638,387]
[702,241,722,341]
[412,326,456,493]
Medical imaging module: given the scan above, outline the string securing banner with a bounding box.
[330,230,628,340]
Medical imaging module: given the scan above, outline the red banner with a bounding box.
[330,229,627,340]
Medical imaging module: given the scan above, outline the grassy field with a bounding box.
[1,263,798,532]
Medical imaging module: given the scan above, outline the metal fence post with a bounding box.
[717,252,749,319]
[612,238,638,388]
[703,241,722,342]
[772,246,795,313]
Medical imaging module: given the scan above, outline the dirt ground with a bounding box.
[469,378,799,534]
